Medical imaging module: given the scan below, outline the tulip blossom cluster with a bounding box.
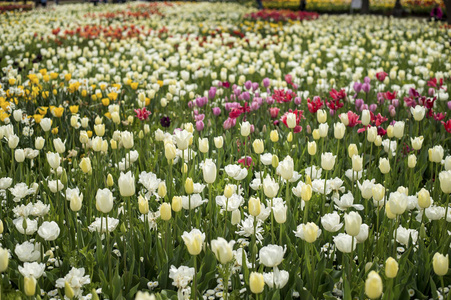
[0,2,450,300]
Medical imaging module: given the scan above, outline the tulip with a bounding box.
[378,158,390,174]
[367,126,377,143]
[118,171,135,197]
[348,144,358,158]
[408,154,417,168]
[439,170,451,193]
[40,118,52,131]
[259,244,285,267]
[411,105,426,121]
[418,188,431,209]
[249,272,265,294]
[46,152,60,170]
[263,176,279,199]
[344,212,362,236]
[385,202,397,219]
[70,194,83,212]
[300,184,312,201]
[138,195,149,214]
[273,204,287,224]
[385,257,399,278]
[94,124,105,137]
[312,129,320,140]
[65,281,75,299]
[214,136,223,148]
[14,149,25,163]
[270,130,279,142]
[365,271,383,299]
[372,184,385,202]
[287,132,293,142]
[200,159,216,185]
[53,138,66,154]
[318,123,329,138]
[248,197,261,217]
[185,178,194,194]
[198,138,209,153]
[411,136,424,150]
[35,137,45,150]
[387,125,394,138]
[0,247,8,272]
[172,196,182,212]
[241,121,251,136]
[24,276,36,296]
[224,185,234,198]
[182,229,205,256]
[158,182,167,198]
[106,174,114,187]
[317,109,327,123]
[374,135,382,147]
[308,141,317,155]
[278,156,294,180]
[432,253,449,276]
[79,157,92,174]
[388,192,408,215]
[165,143,176,160]
[362,109,370,126]
[160,203,172,221]
[334,122,345,139]
[211,237,234,264]
[252,139,264,154]
[286,113,296,129]
[298,222,320,243]
[321,152,336,171]
[352,155,363,172]
[175,130,193,150]
[96,189,114,214]
[231,209,241,225]
[121,131,134,149]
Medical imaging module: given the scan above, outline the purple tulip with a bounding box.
[223,118,236,130]
[266,97,275,105]
[244,80,252,90]
[196,120,204,131]
[294,97,302,105]
[354,82,362,93]
[355,99,364,109]
[364,76,371,84]
[369,104,378,112]
[212,107,221,116]
[160,116,171,128]
[252,82,259,91]
[429,88,435,96]
[208,87,217,100]
[390,108,396,117]
[392,99,399,107]
[448,101,451,110]
[362,83,371,93]
[361,104,369,111]
[377,92,385,105]
[263,78,270,88]
[242,92,250,101]
[188,101,195,109]
[251,101,259,110]
[330,109,335,116]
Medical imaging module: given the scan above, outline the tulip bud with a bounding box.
[385,202,397,219]
[181,163,188,174]
[172,196,182,212]
[432,253,449,276]
[352,155,363,172]
[24,276,37,296]
[165,143,176,160]
[224,185,234,198]
[198,138,209,153]
[15,149,25,163]
[300,184,312,201]
[270,130,279,142]
[387,125,394,138]
[308,141,316,156]
[312,129,320,140]
[64,281,75,299]
[0,220,3,234]
[348,144,358,158]
[138,195,149,214]
[241,121,251,137]
[160,203,172,221]
[344,212,362,236]
[214,136,224,148]
[79,157,92,174]
[393,121,405,139]
[35,137,45,150]
[408,154,417,168]
[231,209,241,225]
[418,188,431,209]
[378,158,390,174]
[362,109,370,126]
[0,247,9,272]
[248,197,261,217]
[252,139,264,154]
[367,127,377,143]
[271,155,279,168]
[334,122,345,139]
[185,178,194,194]
[287,132,293,142]
[106,174,114,187]
[317,109,327,123]
[365,271,383,299]
[385,257,399,278]
[60,169,68,185]
[158,182,167,198]
[374,135,382,147]
[249,272,265,294]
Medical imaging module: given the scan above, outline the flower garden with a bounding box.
[0,2,451,299]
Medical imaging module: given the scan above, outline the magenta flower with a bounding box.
[134,108,151,121]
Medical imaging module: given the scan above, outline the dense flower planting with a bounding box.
[0,2,451,299]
